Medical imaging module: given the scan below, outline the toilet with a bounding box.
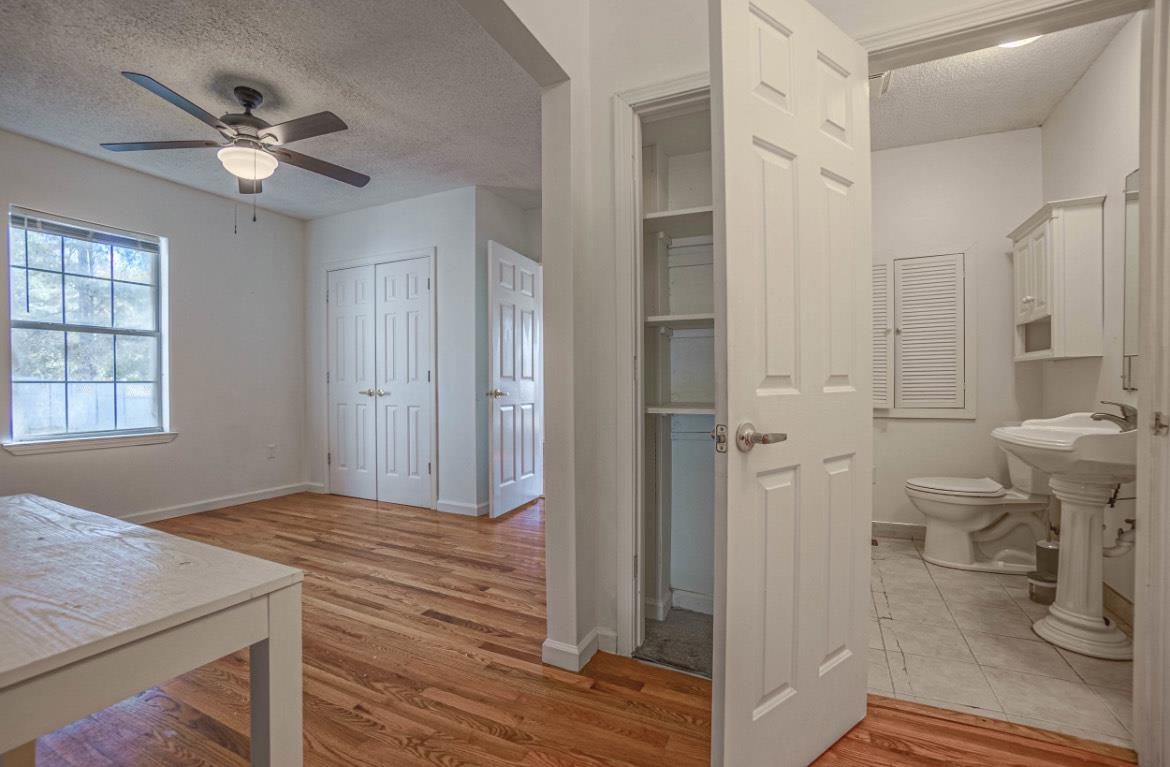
[905,453,1052,574]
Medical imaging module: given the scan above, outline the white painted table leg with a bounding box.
[0,741,36,767]
[250,584,303,766]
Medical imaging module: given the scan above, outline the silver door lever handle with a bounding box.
[736,422,787,452]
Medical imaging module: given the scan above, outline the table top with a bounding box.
[0,494,302,689]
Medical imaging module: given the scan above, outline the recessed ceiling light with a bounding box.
[999,35,1041,48]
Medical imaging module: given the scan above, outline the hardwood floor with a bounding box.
[32,493,1135,766]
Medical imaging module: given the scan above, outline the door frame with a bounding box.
[322,247,439,508]
[613,72,712,656]
[612,2,1170,760]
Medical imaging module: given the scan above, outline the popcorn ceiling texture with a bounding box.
[871,15,1131,152]
[0,0,541,220]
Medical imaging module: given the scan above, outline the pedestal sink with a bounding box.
[992,413,1136,660]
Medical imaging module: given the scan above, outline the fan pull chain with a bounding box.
[252,151,258,223]
[234,201,239,235]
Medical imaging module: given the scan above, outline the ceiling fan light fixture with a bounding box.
[217,145,278,180]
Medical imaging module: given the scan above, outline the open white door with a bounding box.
[487,241,543,517]
[710,0,872,764]
[374,257,434,508]
[327,265,377,501]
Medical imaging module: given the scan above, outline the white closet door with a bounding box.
[872,264,893,408]
[487,241,543,517]
[328,266,377,500]
[711,0,872,762]
[894,253,965,409]
[375,258,433,508]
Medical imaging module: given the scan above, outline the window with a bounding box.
[873,252,974,418]
[8,207,167,447]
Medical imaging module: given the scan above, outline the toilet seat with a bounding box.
[906,477,1005,498]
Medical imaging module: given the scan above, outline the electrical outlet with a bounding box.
[267,444,277,460]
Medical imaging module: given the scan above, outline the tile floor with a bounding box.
[869,537,1135,748]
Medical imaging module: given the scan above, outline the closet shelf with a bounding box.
[646,402,716,416]
[645,313,715,330]
[643,206,714,239]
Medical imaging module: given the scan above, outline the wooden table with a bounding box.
[0,494,304,766]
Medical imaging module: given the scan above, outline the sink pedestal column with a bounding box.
[1034,476,1132,659]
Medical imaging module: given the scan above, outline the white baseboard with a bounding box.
[303,482,327,494]
[645,594,672,622]
[873,521,926,540]
[122,483,317,524]
[542,628,601,672]
[595,627,617,653]
[671,588,713,615]
[435,498,489,516]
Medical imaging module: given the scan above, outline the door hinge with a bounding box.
[428,462,432,475]
[633,553,638,577]
[326,371,330,384]
[325,289,329,304]
[710,424,728,453]
[327,452,332,466]
[427,370,431,383]
[427,277,431,290]
[1154,411,1169,436]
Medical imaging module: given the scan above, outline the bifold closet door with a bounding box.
[328,265,378,500]
[374,258,433,508]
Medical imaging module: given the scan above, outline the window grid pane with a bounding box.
[9,209,162,441]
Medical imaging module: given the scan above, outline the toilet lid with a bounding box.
[906,476,1005,497]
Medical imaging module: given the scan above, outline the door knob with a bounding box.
[359,388,376,396]
[735,422,787,453]
[486,388,508,399]
[375,388,387,397]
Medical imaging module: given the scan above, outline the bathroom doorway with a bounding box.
[867,9,1143,747]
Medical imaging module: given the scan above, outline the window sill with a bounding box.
[3,432,178,456]
[874,408,976,421]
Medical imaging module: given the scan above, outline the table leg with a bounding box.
[250,584,303,766]
[0,741,36,767]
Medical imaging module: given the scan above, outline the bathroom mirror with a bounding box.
[1123,169,1140,390]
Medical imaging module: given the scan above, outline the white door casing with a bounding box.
[327,265,378,501]
[488,241,543,518]
[711,0,872,764]
[375,258,434,508]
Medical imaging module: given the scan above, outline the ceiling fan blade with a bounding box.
[270,148,370,188]
[101,140,224,152]
[262,111,348,145]
[238,178,263,195]
[122,72,230,134]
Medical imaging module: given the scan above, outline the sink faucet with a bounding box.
[1091,401,1138,432]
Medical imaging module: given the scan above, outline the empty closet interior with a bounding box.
[635,100,715,677]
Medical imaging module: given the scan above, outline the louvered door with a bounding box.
[872,264,893,408]
[893,253,964,409]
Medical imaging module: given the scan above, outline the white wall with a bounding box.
[1039,14,1142,599]
[0,130,307,519]
[872,129,1044,526]
[305,187,480,512]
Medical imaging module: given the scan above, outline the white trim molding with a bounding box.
[3,431,178,456]
[1135,1,1170,761]
[613,72,711,660]
[435,499,489,517]
[542,628,601,672]
[863,0,1150,73]
[121,482,318,524]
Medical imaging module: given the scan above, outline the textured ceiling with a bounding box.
[0,0,541,220]
[871,15,1131,151]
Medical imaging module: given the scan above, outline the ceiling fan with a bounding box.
[101,72,370,194]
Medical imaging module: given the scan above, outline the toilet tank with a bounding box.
[1007,452,1051,496]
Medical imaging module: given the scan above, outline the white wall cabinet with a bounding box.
[1008,196,1104,361]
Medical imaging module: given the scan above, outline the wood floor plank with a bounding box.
[29,493,1135,766]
